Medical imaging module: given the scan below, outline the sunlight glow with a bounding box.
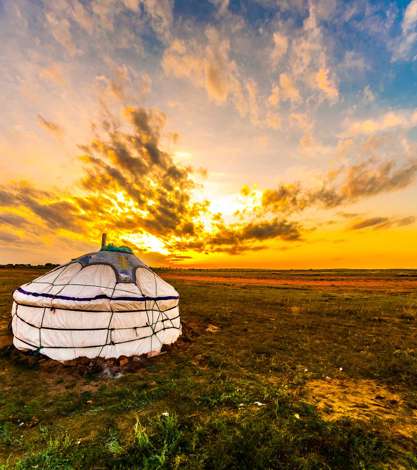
[123,232,169,255]
[173,150,192,162]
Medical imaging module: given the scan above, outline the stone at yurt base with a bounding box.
[11,243,181,362]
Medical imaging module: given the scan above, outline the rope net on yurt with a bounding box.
[11,249,181,360]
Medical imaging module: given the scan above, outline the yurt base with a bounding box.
[2,339,176,378]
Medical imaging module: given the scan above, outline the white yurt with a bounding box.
[11,238,181,361]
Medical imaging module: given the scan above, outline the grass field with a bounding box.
[1,267,417,469]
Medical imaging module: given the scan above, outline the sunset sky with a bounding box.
[1,0,417,268]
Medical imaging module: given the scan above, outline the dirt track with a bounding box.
[163,274,417,291]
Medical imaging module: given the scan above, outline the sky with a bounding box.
[1,0,417,268]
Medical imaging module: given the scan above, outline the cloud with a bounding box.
[37,114,64,136]
[279,73,301,103]
[337,159,417,201]
[261,157,417,214]
[78,106,303,252]
[341,51,368,71]
[163,1,339,129]
[362,86,375,103]
[345,109,417,136]
[0,189,16,206]
[265,2,339,113]
[96,63,132,100]
[350,215,416,230]
[391,0,417,60]
[246,79,260,125]
[0,104,306,256]
[162,28,247,115]
[240,219,300,242]
[315,0,337,20]
[350,216,390,230]
[287,3,338,101]
[1,103,416,259]
[209,0,230,17]
[271,32,288,66]
[171,217,301,254]
[0,213,30,228]
[39,63,66,86]
[70,0,94,33]
[269,73,301,106]
[265,111,281,129]
[22,199,82,231]
[0,231,23,245]
[45,11,78,56]
[338,211,361,219]
[123,0,140,11]
[75,105,309,253]
[39,0,147,63]
[0,184,83,233]
[75,106,209,244]
[402,0,417,34]
[397,215,416,226]
[268,84,280,107]
[140,73,152,96]
[313,67,338,100]
[142,0,173,41]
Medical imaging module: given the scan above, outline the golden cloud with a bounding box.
[1,106,416,260]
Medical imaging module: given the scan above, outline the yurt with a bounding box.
[11,238,181,361]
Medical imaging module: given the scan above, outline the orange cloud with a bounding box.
[313,67,338,100]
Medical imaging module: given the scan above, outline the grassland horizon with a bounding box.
[1,267,417,468]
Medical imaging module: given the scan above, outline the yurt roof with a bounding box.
[13,239,179,312]
[74,249,148,283]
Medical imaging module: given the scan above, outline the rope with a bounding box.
[38,307,47,352]
[13,264,181,360]
[13,324,180,349]
[14,309,180,331]
[95,280,118,359]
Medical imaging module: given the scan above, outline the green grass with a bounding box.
[1,268,417,468]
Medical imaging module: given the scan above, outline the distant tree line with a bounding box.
[0,263,59,269]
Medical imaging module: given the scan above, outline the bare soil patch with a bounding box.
[0,333,11,349]
[164,274,417,291]
[306,378,417,438]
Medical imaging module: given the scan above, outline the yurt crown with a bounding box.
[100,233,133,254]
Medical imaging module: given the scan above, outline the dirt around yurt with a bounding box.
[1,267,417,468]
